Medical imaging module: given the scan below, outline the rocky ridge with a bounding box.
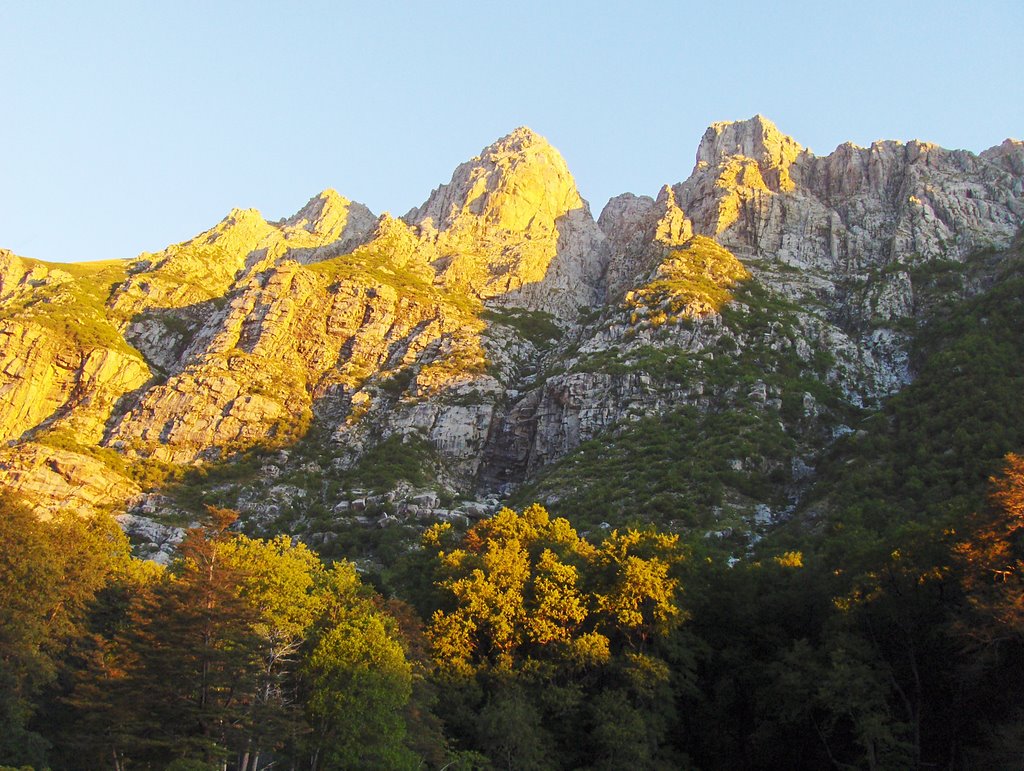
[1,119,1021,558]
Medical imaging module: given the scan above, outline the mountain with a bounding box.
[1,117,1022,567]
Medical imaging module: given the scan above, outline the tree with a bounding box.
[59,505,426,769]
[102,507,263,767]
[425,505,689,768]
[592,529,686,650]
[0,495,129,767]
[304,563,416,770]
[956,452,1024,638]
[952,453,1024,764]
[45,554,164,771]
[216,534,329,770]
[428,505,601,674]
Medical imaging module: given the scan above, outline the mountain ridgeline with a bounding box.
[3,117,1024,768]
[2,117,1021,545]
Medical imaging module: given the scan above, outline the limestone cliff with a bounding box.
[110,190,377,374]
[672,115,1023,270]
[0,118,1020,542]
[0,251,151,447]
[0,442,140,520]
[102,129,613,470]
[406,127,609,317]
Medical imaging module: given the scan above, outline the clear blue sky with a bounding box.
[2,0,1021,262]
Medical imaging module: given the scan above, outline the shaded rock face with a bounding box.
[0,118,1021,520]
[599,186,694,300]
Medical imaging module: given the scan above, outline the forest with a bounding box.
[1,445,1022,769]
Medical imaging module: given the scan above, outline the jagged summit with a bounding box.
[406,126,585,234]
[694,115,807,192]
[280,188,377,249]
[282,188,349,232]
[696,115,806,164]
[489,125,548,154]
[980,138,1024,174]
[2,116,1023,522]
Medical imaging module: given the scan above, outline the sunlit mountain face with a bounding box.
[2,118,1023,770]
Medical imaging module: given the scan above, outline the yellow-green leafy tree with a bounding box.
[216,533,329,771]
[425,504,689,768]
[303,561,417,770]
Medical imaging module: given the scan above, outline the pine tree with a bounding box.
[109,507,263,767]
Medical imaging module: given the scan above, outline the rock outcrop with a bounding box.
[406,127,609,317]
[0,117,1020,532]
[0,442,140,519]
[0,252,151,446]
[671,115,1024,271]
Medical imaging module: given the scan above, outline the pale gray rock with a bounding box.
[116,513,186,565]
[3,116,1021,528]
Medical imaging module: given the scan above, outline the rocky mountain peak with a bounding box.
[204,207,274,250]
[283,189,356,235]
[3,117,1022,526]
[222,206,268,229]
[980,138,1024,175]
[406,126,585,234]
[278,189,377,260]
[488,125,548,155]
[695,114,807,192]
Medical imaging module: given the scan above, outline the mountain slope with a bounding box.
[0,119,1020,565]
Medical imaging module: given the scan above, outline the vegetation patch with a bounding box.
[345,433,438,492]
[805,269,1024,537]
[34,428,184,491]
[4,259,141,358]
[625,236,750,325]
[481,306,561,348]
[515,406,794,533]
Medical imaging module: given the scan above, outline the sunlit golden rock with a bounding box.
[1,117,1022,519]
[653,185,694,246]
[406,127,606,316]
[696,114,805,193]
[0,442,140,519]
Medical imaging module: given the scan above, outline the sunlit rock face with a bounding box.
[0,443,141,520]
[406,127,609,317]
[409,127,584,234]
[110,190,377,320]
[0,249,152,447]
[655,115,1024,406]
[695,114,807,194]
[0,117,1021,519]
[674,115,1024,270]
[0,320,149,445]
[599,185,696,301]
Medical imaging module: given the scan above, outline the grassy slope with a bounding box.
[5,258,141,358]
